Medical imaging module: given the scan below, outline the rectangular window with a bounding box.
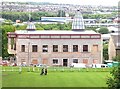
[53,59,58,64]
[43,45,48,52]
[92,45,98,53]
[11,38,14,49]
[93,59,97,64]
[73,45,78,52]
[73,59,78,63]
[83,45,88,52]
[53,45,58,52]
[116,49,120,56]
[63,45,68,52]
[83,59,88,64]
[32,45,38,52]
[21,45,25,52]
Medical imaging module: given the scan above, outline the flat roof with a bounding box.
[14,30,100,35]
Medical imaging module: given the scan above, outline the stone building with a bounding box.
[7,11,103,66]
[108,32,120,60]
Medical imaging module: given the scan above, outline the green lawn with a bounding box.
[2,71,109,87]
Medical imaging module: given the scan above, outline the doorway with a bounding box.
[63,59,68,67]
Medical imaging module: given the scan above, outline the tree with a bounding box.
[98,27,109,34]
[1,25,15,58]
[107,56,120,89]
[57,10,65,17]
[103,43,109,60]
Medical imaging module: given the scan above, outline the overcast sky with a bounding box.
[2,0,120,6]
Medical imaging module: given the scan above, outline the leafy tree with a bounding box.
[57,10,66,17]
[85,27,98,32]
[1,11,56,22]
[0,30,2,57]
[103,43,109,60]
[107,56,120,89]
[112,56,120,61]
[98,27,109,34]
[1,25,15,58]
[15,25,27,30]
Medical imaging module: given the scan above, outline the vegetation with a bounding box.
[83,12,117,19]
[85,27,98,32]
[98,27,109,34]
[1,11,117,22]
[2,67,110,87]
[36,23,72,30]
[1,24,15,58]
[0,30,2,57]
[107,56,120,89]
[57,10,66,17]
[103,42,109,60]
[112,56,120,61]
[1,11,56,22]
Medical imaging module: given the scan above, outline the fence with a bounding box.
[0,66,112,72]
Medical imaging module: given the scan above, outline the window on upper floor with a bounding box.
[73,45,78,52]
[83,45,88,52]
[42,45,48,52]
[32,45,38,52]
[53,45,58,52]
[92,45,98,53]
[63,45,68,52]
[21,45,25,52]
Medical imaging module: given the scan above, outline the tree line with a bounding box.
[1,11,117,22]
[1,11,57,22]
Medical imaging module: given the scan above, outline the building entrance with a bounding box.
[63,59,68,66]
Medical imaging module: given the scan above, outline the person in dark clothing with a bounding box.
[40,68,44,75]
[44,68,47,75]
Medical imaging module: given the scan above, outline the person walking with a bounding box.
[40,67,44,75]
[44,68,47,75]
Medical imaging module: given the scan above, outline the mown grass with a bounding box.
[2,66,110,87]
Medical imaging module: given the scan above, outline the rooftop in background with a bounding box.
[41,17,72,23]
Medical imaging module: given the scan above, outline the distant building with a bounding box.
[16,20,21,23]
[108,33,120,60]
[113,17,120,23]
[0,18,5,23]
[7,10,102,66]
[41,17,72,23]
[41,17,97,24]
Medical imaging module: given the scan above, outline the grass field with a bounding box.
[2,67,110,87]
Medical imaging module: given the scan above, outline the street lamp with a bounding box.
[28,42,30,66]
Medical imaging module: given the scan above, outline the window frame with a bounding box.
[73,45,78,52]
[63,45,68,52]
[21,45,25,52]
[53,59,58,64]
[32,45,38,52]
[42,45,48,52]
[73,59,78,63]
[83,45,88,52]
[53,45,58,52]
